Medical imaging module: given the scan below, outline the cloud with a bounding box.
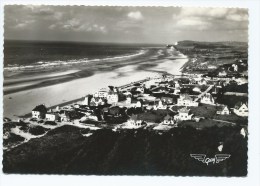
[176,18,211,30]
[127,11,143,20]
[173,7,248,31]
[226,14,248,21]
[14,20,35,29]
[180,8,229,18]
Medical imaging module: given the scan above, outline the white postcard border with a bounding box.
[0,1,259,186]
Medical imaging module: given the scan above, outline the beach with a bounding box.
[3,46,188,119]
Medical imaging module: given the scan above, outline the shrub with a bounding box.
[29,126,48,136]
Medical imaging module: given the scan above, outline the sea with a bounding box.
[4,40,159,71]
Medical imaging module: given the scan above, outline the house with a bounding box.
[94,88,109,98]
[198,78,207,85]
[233,102,248,117]
[177,93,199,107]
[174,81,181,88]
[127,115,144,127]
[200,93,215,105]
[59,111,71,122]
[130,99,142,108]
[45,112,59,121]
[218,70,227,77]
[174,107,193,121]
[161,97,174,105]
[154,100,167,110]
[107,91,119,105]
[216,105,230,115]
[163,114,175,125]
[189,78,197,85]
[116,96,132,108]
[81,96,89,106]
[173,87,181,95]
[232,64,238,71]
[208,65,217,69]
[90,97,106,106]
[136,87,144,93]
[192,87,201,93]
[32,104,47,119]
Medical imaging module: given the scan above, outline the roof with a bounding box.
[129,114,141,121]
[164,114,172,120]
[202,93,214,101]
[178,107,190,113]
[216,105,229,112]
[161,97,173,101]
[32,104,47,113]
[180,93,193,101]
[234,101,248,110]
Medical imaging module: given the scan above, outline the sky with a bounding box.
[4,5,248,44]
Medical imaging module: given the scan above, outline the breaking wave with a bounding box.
[4,49,148,71]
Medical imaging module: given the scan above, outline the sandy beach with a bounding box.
[3,49,188,119]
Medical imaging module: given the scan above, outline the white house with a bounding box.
[59,112,71,122]
[177,93,199,107]
[94,88,109,98]
[127,115,144,127]
[45,113,59,121]
[32,104,47,119]
[233,102,248,117]
[81,96,89,106]
[218,70,227,77]
[90,97,105,106]
[200,93,215,105]
[173,87,181,95]
[154,100,167,110]
[136,87,144,93]
[198,78,207,85]
[174,107,193,121]
[216,105,230,115]
[163,114,175,125]
[107,92,119,104]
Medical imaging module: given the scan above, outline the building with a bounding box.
[127,115,144,127]
[32,104,47,119]
[59,111,71,122]
[216,105,230,115]
[163,114,175,125]
[45,112,59,121]
[90,97,106,106]
[136,87,144,93]
[173,87,181,95]
[161,97,174,105]
[154,100,167,110]
[94,88,109,98]
[233,102,248,117]
[200,93,215,105]
[133,100,142,108]
[177,93,199,107]
[218,70,227,77]
[198,78,207,85]
[107,91,119,105]
[81,96,89,106]
[174,107,193,121]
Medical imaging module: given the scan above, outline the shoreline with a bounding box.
[4,50,188,119]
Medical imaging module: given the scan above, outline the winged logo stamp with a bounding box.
[190,154,231,165]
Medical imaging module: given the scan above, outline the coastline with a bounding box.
[4,50,189,119]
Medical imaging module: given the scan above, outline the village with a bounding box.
[27,57,248,132]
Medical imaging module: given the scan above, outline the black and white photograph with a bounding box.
[0,1,259,184]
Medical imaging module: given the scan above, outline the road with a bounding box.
[194,85,214,102]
